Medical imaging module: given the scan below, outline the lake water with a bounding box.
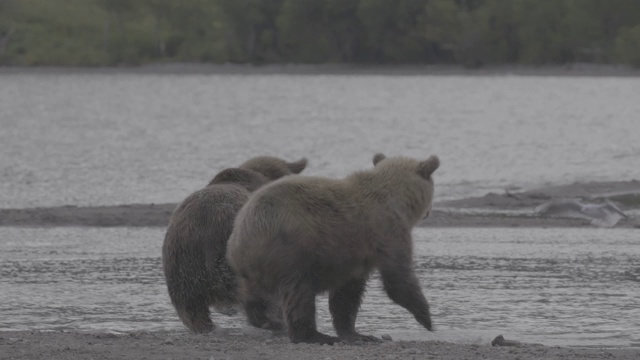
[1,71,639,347]
[1,71,640,208]
[0,226,637,348]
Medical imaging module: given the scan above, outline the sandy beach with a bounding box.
[1,180,638,359]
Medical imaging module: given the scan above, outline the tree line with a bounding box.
[1,0,639,67]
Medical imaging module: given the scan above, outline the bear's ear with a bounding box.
[372,153,386,166]
[287,158,308,174]
[417,155,440,179]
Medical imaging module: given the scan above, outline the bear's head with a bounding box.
[372,152,440,222]
[239,156,307,180]
[208,168,270,192]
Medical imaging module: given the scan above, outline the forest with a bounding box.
[1,0,640,67]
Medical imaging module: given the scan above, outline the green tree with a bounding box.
[217,0,284,63]
[7,0,109,65]
[356,0,430,63]
[615,24,640,66]
[421,0,463,62]
[564,0,640,63]
[1,0,640,67]
[513,0,570,64]
[321,0,364,62]
[0,0,18,60]
[455,0,520,66]
[277,0,370,63]
[148,0,223,62]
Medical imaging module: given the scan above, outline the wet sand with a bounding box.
[1,180,638,228]
[1,181,639,359]
[1,329,639,360]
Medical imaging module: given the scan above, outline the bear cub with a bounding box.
[227,153,439,344]
[162,156,307,333]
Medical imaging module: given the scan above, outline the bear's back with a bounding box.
[227,175,381,286]
[236,175,363,233]
[165,184,250,259]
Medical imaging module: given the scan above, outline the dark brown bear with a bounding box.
[227,153,439,344]
[162,156,307,333]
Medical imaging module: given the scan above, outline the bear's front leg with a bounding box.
[379,253,433,331]
[283,282,340,345]
[329,278,380,343]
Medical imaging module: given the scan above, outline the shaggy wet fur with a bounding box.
[162,157,307,333]
[227,153,439,344]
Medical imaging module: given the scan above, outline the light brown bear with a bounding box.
[162,156,307,333]
[227,153,439,344]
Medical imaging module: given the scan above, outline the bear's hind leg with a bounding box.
[329,278,380,343]
[242,290,274,329]
[264,297,286,331]
[245,294,285,330]
[380,258,433,331]
[239,279,284,331]
[283,282,339,345]
[174,299,215,333]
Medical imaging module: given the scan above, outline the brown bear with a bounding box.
[162,156,307,333]
[227,153,439,345]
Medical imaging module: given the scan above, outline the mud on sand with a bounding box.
[1,329,639,360]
